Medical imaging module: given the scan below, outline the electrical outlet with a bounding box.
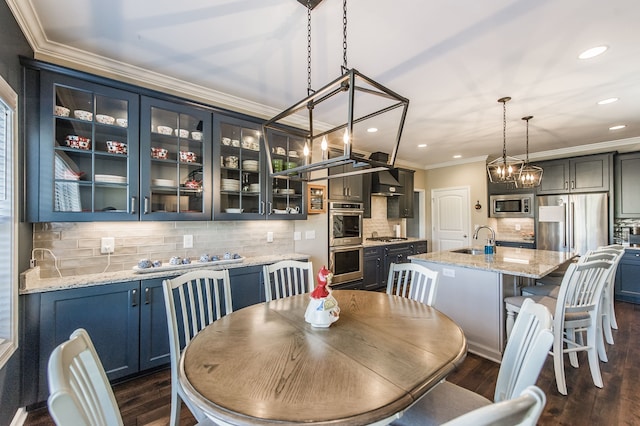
[184,234,193,248]
[293,231,302,241]
[305,230,316,240]
[101,237,115,254]
[515,224,521,231]
[267,231,274,242]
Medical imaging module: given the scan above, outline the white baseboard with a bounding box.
[10,407,27,426]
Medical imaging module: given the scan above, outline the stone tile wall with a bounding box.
[363,196,404,238]
[32,221,294,278]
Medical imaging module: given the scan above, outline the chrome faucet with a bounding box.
[473,225,496,245]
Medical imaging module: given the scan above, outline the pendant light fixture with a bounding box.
[263,0,409,181]
[486,97,523,184]
[517,115,543,187]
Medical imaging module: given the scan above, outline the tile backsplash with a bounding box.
[363,196,404,238]
[488,218,535,242]
[32,221,294,278]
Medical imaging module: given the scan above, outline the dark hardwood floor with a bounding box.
[25,301,640,425]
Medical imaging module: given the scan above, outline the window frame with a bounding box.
[0,74,18,368]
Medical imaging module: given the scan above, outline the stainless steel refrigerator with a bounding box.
[536,193,608,255]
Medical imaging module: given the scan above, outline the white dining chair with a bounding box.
[504,259,614,395]
[392,298,552,425]
[517,249,622,362]
[263,260,313,302]
[163,270,233,426]
[47,328,123,426]
[386,262,439,306]
[441,385,546,426]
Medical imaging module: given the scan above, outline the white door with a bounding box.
[431,187,470,251]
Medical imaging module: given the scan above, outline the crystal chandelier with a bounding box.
[486,97,523,184]
[517,115,543,188]
[263,0,409,181]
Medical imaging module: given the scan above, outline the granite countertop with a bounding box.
[363,237,426,247]
[409,247,576,279]
[20,252,310,295]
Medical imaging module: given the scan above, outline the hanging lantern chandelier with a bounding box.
[486,97,523,185]
[517,115,543,188]
[263,0,409,181]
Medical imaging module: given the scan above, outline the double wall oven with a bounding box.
[328,202,363,284]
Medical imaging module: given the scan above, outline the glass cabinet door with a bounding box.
[140,97,211,221]
[266,131,306,219]
[213,115,264,219]
[42,72,139,221]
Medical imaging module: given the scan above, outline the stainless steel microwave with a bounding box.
[490,194,534,218]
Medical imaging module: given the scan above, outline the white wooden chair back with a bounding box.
[556,259,612,318]
[47,328,123,426]
[494,299,553,402]
[263,260,313,302]
[442,386,546,426]
[552,259,614,394]
[162,269,233,425]
[386,262,439,306]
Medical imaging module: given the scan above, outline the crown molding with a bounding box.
[6,0,315,129]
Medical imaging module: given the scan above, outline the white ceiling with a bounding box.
[8,0,640,169]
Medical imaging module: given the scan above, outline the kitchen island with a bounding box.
[409,247,575,362]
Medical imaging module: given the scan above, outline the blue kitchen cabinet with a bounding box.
[615,249,640,304]
[229,265,266,310]
[36,281,140,403]
[139,278,171,370]
[363,246,384,291]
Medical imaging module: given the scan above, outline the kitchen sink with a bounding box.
[451,248,484,255]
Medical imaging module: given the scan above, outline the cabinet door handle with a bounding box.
[144,287,151,304]
[267,202,273,215]
[259,201,264,215]
[131,289,138,307]
[571,180,575,189]
[143,197,149,214]
[130,196,137,214]
[565,181,569,190]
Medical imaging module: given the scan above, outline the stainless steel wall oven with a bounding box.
[329,245,364,284]
[329,202,363,246]
[329,202,364,284]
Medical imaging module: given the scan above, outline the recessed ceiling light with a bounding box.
[418,144,427,148]
[453,155,462,159]
[366,127,378,133]
[609,125,626,130]
[578,45,608,59]
[597,97,618,105]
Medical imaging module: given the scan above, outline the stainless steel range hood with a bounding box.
[371,170,403,196]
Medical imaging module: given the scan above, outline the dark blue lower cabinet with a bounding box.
[229,266,266,310]
[139,278,171,370]
[615,250,640,304]
[37,281,141,403]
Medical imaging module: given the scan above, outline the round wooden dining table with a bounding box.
[179,290,467,426]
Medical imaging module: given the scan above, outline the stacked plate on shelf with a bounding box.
[221,178,240,191]
[242,160,259,171]
[248,183,260,192]
[95,174,127,183]
[279,188,295,195]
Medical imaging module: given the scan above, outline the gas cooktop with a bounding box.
[366,236,408,242]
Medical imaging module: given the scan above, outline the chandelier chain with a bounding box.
[307,0,312,94]
[525,117,529,163]
[502,100,507,161]
[343,0,348,70]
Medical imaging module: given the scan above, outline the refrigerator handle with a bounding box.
[562,202,568,248]
[569,201,575,249]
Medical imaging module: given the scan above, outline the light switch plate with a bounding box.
[267,232,274,242]
[305,230,316,240]
[442,268,455,278]
[183,234,193,248]
[293,231,302,241]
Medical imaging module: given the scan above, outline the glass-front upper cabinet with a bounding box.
[213,115,264,220]
[266,130,306,219]
[34,72,139,222]
[140,97,212,221]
